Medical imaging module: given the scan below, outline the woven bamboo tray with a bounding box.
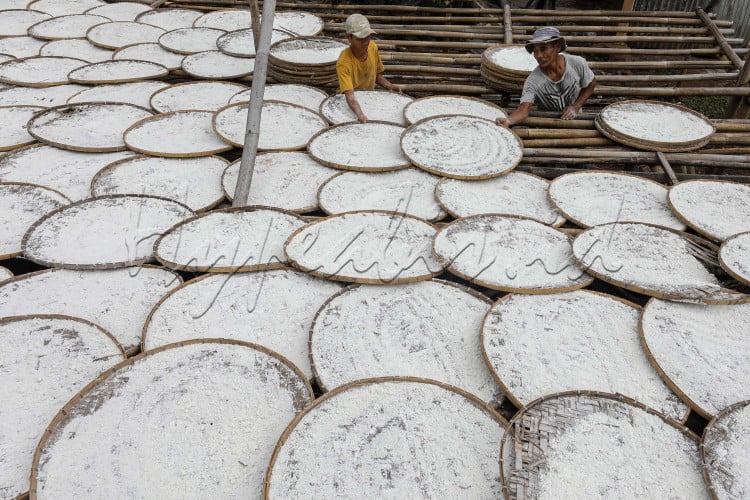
[0,9,50,37]
[216,28,291,58]
[181,50,255,79]
[640,298,750,419]
[40,39,113,63]
[264,377,508,499]
[0,83,87,107]
[701,400,750,500]
[135,8,201,32]
[90,154,227,212]
[549,170,686,230]
[0,105,43,152]
[309,280,503,405]
[268,36,345,85]
[284,210,444,284]
[28,13,110,40]
[0,144,136,201]
[273,11,324,37]
[141,267,342,379]
[0,314,124,500]
[0,266,181,356]
[0,56,87,87]
[435,172,565,226]
[29,339,313,500]
[112,42,184,70]
[572,221,748,304]
[433,214,593,293]
[222,152,338,212]
[0,182,70,260]
[84,2,152,22]
[22,194,195,269]
[86,21,165,50]
[68,59,169,84]
[154,206,306,273]
[719,231,750,287]
[157,27,225,55]
[28,102,153,152]
[401,115,523,180]
[482,290,688,421]
[501,391,706,500]
[228,83,328,112]
[317,168,447,221]
[319,90,414,126]
[28,0,104,16]
[192,8,252,31]
[67,81,169,109]
[595,100,715,152]
[149,80,247,113]
[481,44,537,93]
[124,110,232,157]
[0,36,46,59]
[307,121,411,172]
[668,180,750,242]
[403,94,507,125]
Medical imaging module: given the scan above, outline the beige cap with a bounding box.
[345,13,375,39]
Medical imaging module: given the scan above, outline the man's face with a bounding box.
[531,41,560,67]
[348,33,371,52]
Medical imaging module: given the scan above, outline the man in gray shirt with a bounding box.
[497,26,596,127]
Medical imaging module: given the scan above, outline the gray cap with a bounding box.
[525,26,567,53]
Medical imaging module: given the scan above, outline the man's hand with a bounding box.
[495,117,510,128]
[560,105,581,120]
[390,84,403,94]
[358,113,368,123]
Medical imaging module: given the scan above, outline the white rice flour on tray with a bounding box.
[599,100,714,144]
[40,39,114,63]
[404,95,507,124]
[86,21,166,50]
[124,110,232,157]
[668,180,750,241]
[702,401,750,500]
[486,45,538,72]
[135,8,201,32]
[68,59,168,84]
[228,83,328,111]
[112,42,185,70]
[719,231,750,286]
[319,90,413,126]
[0,105,44,151]
[158,27,226,55]
[68,81,170,110]
[150,81,247,113]
[0,56,87,87]
[307,122,410,172]
[181,50,255,79]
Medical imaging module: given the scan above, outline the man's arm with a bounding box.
[561,77,597,120]
[496,102,533,128]
[344,90,367,122]
[375,73,402,93]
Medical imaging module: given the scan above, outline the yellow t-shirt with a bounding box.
[336,42,385,93]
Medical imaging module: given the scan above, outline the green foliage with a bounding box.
[679,95,728,119]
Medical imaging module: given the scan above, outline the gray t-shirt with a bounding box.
[520,53,595,112]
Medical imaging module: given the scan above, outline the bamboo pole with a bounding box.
[656,151,679,185]
[696,7,743,70]
[383,65,479,76]
[513,129,602,139]
[380,53,480,65]
[709,133,750,145]
[249,0,260,48]
[522,138,614,147]
[596,86,750,96]
[520,117,596,129]
[516,165,750,184]
[588,60,733,70]
[399,83,489,93]
[596,72,739,83]
[503,3,512,45]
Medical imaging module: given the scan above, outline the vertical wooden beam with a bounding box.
[696,7,743,70]
[249,0,261,48]
[621,0,636,11]
[656,152,680,185]
[503,3,513,45]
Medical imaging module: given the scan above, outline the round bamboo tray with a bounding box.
[549,170,686,230]
[67,59,169,84]
[481,44,537,92]
[213,100,327,151]
[701,400,750,500]
[307,121,411,172]
[29,340,314,500]
[0,266,12,282]
[135,8,201,32]
[149,80,247,113]
[84,2,152,22]
[595,100,715,152]
[501,391,706,500]
[0,36,46,58]
[157,27,226,55]
[403,94,507,124]
[435,172,565,226]
[192,8,252,31]
[112,42,185,71]
[27,14,110,40]
[433,214,593,293]
[268,36,346,85]
[574,221,749,304]
[640,298,750,419]
[401,115,523,180]
[0,83,87,107]
[222,152,338,212]
[317,168,447,221]
[284,210,444,285]
[319,90,414,126]
[273,11,324,37]
[40,38,113,63]
[0,9,51,37]
[0,56,87,87]
[228,83,328,112]
[0,105,44,152]
[181,50,255,79]
[216,28,291,58]
[0,182,70,260]
[28,0,104,16]
[0,265,181,356]
[22,194,195,270]
[67,81,169,110]
[265,377,507,499]
[28,102,153,152]
[719,231,750,287]
[90,154,227,212]
[668,179,750,242]
[86,21,165,50]
[309,280,503,405]
[482,290,688,421]
[0,314,124,500]
[0,143,136,201]
[124,110,232,158]
[0,54,13,64]
[154,206,306,273]
[141,267,342,379]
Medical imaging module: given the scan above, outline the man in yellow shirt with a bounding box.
[336,13,402,122]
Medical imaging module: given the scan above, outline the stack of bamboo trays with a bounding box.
[268,36,346,87]
[480,44,535,93]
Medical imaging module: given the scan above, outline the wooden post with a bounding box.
[696,7,743,70]
[233,0,276,207]
[656,152,679,185]
[249,0,261,49]
[727,50,750,119]
[622,0,635,11]
[503,3,513,45]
